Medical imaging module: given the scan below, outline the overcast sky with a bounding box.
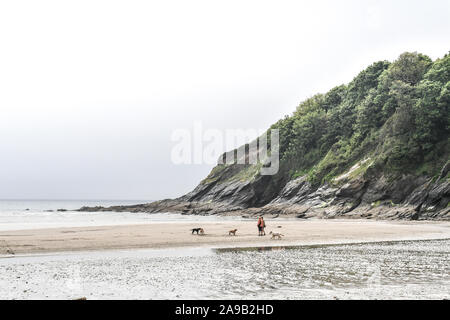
[0,0,449,200]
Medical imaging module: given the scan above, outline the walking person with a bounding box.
[257,216,266,236]
[261,216,266,236]
[257,216,262,236]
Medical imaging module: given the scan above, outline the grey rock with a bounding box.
[78,162,450,221]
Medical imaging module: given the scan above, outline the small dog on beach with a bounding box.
[191,228,204,235]
[269,231,284,239]
[228,229,237,236]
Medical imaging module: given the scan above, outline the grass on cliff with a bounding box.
[201,52,450,192]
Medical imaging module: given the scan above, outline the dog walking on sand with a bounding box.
[191,228,204,235]
[269,231,284,239]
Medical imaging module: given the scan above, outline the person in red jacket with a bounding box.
[257,216,266,236]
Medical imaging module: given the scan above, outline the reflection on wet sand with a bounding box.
[0,239,449,299]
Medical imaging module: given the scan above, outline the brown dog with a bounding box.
[228,229,237,236]
[269,231,284,239]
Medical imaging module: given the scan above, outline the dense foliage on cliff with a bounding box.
[269,52,450,186]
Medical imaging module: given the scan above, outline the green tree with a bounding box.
[414,80,447,149]
[387,52,432,85]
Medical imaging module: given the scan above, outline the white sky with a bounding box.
[0,0,449,200]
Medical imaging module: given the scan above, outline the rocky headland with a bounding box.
[80,52,450,220]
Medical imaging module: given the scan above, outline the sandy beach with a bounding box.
[1,219,449,255]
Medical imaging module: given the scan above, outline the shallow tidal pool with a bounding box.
[0,239,449,299]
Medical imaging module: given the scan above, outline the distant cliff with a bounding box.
[80,52,450,220]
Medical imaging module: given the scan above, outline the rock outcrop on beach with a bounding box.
[80,52,450,220]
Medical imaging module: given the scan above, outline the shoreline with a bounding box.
[3,236,450,261]
[1,219,449,256]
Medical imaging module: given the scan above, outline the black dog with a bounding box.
[191,228,204,235]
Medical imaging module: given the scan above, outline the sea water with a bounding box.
[0,199,241,231]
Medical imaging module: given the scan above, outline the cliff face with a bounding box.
[80,52,450,220]
[80,160,449,220]
[129,159,448,220]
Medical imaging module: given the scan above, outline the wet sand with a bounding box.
[1,219,449,255]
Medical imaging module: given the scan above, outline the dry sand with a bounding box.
[1,219,449,255]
